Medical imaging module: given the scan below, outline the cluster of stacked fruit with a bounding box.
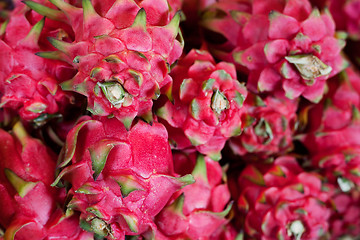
[0,0,360,239]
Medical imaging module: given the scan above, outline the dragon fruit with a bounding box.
[0,121,92,239]
[237,156,332,239]
[299,67,360,190]
[302,122,360,192]
[330,190,360,239]
[156,49,247,160]
[154,151,233,239]
[0,3,76,122]
[302,66,360,132]
[25,0,184,128]
[325,0,360,41]
[229,93,298,161]
[2,0,360,237]
[51,116,194,239]
[201,0,348,102]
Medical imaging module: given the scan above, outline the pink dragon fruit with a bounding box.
[237,156,332,239]
[302,67,360,132]
[299,67,360,190]
[154,152,233,239]
[229,93,298,161]
[51,116,194,239]
[25,0,184,128]
[326,0,360,40]
[156,49,248,160]
[0,121,92,239]
[0,3,76,122]
[302,123,360,192]
[201,0,348,102]
[330,190,360,239]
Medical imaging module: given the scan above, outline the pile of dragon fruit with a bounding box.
[1,0,360,239]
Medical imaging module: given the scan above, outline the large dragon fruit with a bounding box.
[0,121,92,239]
[52,116,194,239]
[201,0,348,102]
[25,0,183,128]
[237,156,332,239]
[154,152,233,239]
[229,93,298,161]
[0,2,76,122]
[156,49,247,160]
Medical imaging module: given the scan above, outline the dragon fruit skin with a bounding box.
[88,0,179,22]
[25,0,183,128]
[154,152,232,239]
[229,93,298,160]
[0,3,76,121]
[208,222,239,240]
[52,117,194,239]
[0,121,92,240]
[237,156,332,239]
[201,0,348,103]
[156,49,247,160]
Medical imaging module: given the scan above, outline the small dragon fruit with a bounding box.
[156,49,247,160]
[237,156,332,239]
[0,3,76,121]
[229,93,298,161]
[201,0,348,102]
[26,0,184,128]
[0,121,92,239]
[154,152,233,239]
[52,117,194,239]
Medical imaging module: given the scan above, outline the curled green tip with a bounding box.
[23,0,65,21]
[141,111,153,124]
[24,17,45,45]
[171,193,185,214]
[0,19,9,36]
[166,10,181,36]
[178,174,195,187]
[216,201,233,217]
[82,0,96,17]
[121,117,133,131]
[192,154,208,181]
[48,0,79,13]
[35,51,66,61]
[47,37,70,53]
[4,169,38,198]
[132,8,147,28]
